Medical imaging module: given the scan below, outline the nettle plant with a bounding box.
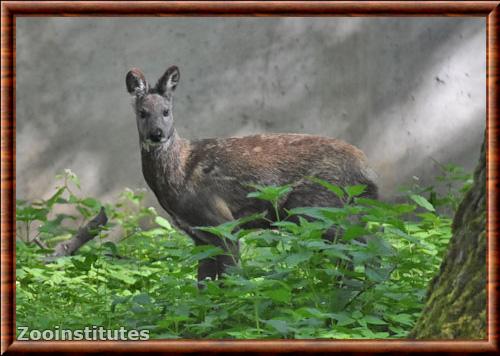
[16,167,470,339]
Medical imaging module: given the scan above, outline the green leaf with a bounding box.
[102,241,118,256]
[140,228,168,238]
[410,194,435,212]
[350,250,375,265]
[187,246,224,262]
[112,270,137,285]
[329,290,353,311]
[71,255,96,272]
[262,286,291,303]
[324,249,351,261]
[366,236,396,256]
[111,296,131,312]
[352,310,363,319]
[360,329,390,338]
[285,251,313,267]
[80,197,101,209]
[389,325,407,337]
[288,206,346,224]
[294,307,327,319]
[247,185,292,203]
[393,203,417,214]
[343,225,368,241]
[16,204,49,223]
[345,184,367,198]
[133,293,152,305]
[38,215,67,235]
[265,319,289,335]
[45,187,66,209]
[155,216,172,230]
[236,211,267,226]
[302,240,330,249]
[196,225,238,242]
[387,313,415,326]
[385,226,422,245]
[307,177,345,200]
[354,197,390,208]
[272,221,300,234]
[196,212,266,242]
[331,312,356,326]
[365,267,387,282]
[244,230,282,246]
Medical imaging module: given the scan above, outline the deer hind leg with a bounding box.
[197,256,218,285]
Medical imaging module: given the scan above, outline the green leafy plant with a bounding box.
[16,166,470,339]
[399,162,473,217]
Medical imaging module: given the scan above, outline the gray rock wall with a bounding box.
[16,17,485,207]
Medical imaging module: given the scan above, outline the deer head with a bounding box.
[126,66,180,151]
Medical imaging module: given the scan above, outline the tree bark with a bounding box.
[410,137,486,339]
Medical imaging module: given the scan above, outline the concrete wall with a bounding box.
[16,17,485,207]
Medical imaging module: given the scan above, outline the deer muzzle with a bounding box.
[149,128,165,143]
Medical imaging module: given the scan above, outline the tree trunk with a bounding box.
[410,137,486,339]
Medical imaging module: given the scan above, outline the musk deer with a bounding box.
[126,65,378,285]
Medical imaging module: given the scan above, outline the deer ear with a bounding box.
[126,68,148,97]
[156,65,180,96]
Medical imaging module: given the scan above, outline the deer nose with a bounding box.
[149,128,164,143]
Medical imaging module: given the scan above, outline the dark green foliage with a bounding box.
[16,167,471,339]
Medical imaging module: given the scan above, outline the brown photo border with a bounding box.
[1,1,499,354]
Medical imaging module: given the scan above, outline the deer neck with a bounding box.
[140,129,189,197]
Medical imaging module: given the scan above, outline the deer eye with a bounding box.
[163,110,169,117]
[139,110,148,119]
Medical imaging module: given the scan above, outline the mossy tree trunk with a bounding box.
[410,137,486,339]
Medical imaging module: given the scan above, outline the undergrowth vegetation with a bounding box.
[16,165,472,339]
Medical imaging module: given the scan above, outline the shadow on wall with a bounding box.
[15,17,485,207]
